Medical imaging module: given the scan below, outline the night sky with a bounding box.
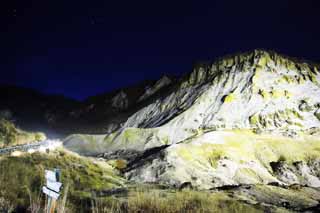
[2,0,320,100]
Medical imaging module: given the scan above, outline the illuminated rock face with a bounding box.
[121,50,320,138]
[64,50,320,189]
[122,130,320,189]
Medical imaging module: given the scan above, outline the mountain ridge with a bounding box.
[2,49,319,137]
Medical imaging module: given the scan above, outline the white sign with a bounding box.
[45,170,57,182]
[46,179,62,193]
[42,186,60,199]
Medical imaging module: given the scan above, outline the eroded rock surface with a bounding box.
[64,50,320,190]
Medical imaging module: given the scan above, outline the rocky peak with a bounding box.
[66,49,320,152]
[118,50,319,137]
[65,50,320,191]
[138,75,172,102]
[181,49,319,88]
[111,90,129,110]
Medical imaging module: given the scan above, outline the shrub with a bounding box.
[0,119,46,147]
[90,188,264,213]
[0,150,124,211]
[0,119,17,146]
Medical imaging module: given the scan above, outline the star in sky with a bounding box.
[90,18,96,25]
[12,9,17,17]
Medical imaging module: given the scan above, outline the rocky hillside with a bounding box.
[64,50,320,190]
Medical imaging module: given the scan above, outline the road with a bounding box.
[0,140,62,155]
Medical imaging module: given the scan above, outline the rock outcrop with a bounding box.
[111,91,129,110]
[63,50,320,189]
[138,75,172,102]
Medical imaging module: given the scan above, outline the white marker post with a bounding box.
[43,169,62,213]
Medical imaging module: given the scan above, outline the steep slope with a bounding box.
[65,49,320,189]
[121,50,319,137]
[70,76,175,134]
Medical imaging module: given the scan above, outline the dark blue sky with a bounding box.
[2,0,320,100]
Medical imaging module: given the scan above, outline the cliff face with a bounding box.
[121,50,320,136]
[64,50,320,189]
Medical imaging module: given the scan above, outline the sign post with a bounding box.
[42,169,62,213]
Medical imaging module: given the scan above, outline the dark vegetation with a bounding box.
[0,77,176,137]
